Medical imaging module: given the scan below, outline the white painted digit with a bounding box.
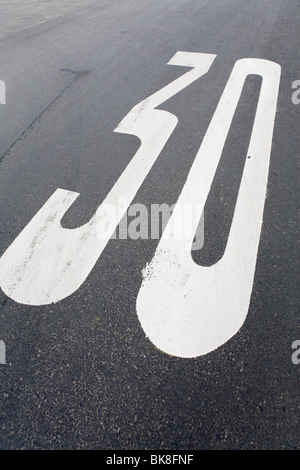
[137,58,281,358]
[0,52,215,305]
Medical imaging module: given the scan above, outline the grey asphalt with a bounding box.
[0,0,299,450]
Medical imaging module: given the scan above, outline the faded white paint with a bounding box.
[137,58,281,358]
[0,52,216,305]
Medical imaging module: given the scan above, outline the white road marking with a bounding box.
[0,52,216,305]
[137,58,281,358]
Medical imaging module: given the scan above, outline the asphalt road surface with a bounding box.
[0,0,299,450]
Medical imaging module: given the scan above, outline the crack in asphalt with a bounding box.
[0,68,91,164]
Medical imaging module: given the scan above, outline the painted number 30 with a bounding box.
[0,52,281,358]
